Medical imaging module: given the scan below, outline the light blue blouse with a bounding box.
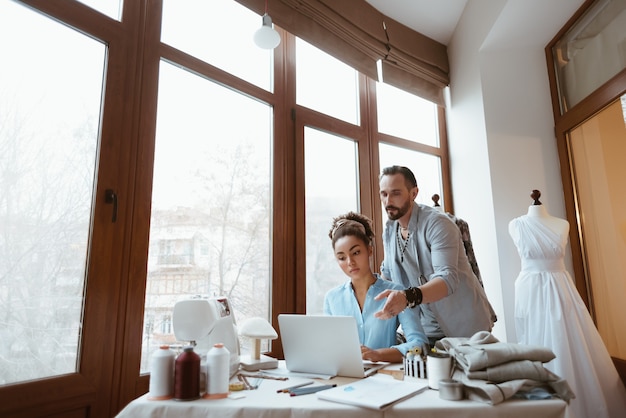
[323,274,427,356]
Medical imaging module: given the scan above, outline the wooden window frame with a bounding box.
[1,1,453,416]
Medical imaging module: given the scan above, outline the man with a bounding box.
[374,166,495,346]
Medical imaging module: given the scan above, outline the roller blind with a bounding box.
[237,0,449,104]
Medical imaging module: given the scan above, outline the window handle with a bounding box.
[105,189,118,223]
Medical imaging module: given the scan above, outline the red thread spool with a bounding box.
[174,346,201,401]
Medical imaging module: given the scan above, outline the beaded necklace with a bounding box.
[396,223,411,262]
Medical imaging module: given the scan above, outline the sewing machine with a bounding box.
[172,296,241,376]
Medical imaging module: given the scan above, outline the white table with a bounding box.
[116,373,567,418]
[386,387,566,418]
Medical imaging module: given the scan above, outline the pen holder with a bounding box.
[404,352,427,379]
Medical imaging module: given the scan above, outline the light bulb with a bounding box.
[254,14,281,49]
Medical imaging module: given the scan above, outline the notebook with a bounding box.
[316,373,428,410]
[277,314,388,378]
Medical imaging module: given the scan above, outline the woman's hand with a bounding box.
[361,345,403,363]
[373,289,407,319]
[361,346,385,362]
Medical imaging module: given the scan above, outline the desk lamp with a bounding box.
[238,317,278,371]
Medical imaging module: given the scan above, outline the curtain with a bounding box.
[237,0,449,105]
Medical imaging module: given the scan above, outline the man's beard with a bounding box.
[385,200,411,220]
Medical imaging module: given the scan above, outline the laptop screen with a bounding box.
[278,314,386,378]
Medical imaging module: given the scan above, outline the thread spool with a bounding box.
[426,351,451,390]
[174,346,201,401]
[148,345,175,400]
[438,378,464,400]
[204,343,230,399]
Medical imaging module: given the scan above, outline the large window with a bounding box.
[142,60,272,372]
[1,1,451,415]
[161,0,273,92]
[304,128,360,314]
[377,82,440,147]
[0,1,104,385]
[296,37,360,125]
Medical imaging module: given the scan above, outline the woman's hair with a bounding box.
[328,211,375,249]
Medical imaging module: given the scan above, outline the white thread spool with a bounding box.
[204,343,230,399]
[148,345,175,400]
[427,351,452,390]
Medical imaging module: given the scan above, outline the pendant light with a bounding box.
[254,0,280,49]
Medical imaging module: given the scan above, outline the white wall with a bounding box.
[445,0,583,342]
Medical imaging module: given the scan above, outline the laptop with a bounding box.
[277,314,388,378]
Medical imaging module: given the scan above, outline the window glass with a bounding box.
[0,2,104,384]
[377,81,439,146]
[77,0,122,20]
[141,61,272,372]
[567,95,626,359]
[552,0,626,113]
[304,127,359,314]
[296,38,360,125]
[378,143,443,208]
[161,0,273,92]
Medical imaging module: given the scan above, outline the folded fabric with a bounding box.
[467,360,553,382]
[451,368,575,405]
[513,387,560,401]
[436,330,555,372]
[433,331,575,405]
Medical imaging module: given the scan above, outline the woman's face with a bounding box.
[333,234,372,280]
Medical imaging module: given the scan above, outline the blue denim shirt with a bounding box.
[323,274,427,355]
[380,203,494,338]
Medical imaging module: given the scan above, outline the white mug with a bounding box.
[427,352,452,390]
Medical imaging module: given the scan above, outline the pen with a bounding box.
[237,374,257,390]
[289,384,337,396]
[277,381,314,393]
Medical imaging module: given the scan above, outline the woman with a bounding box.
[324,211,427,363]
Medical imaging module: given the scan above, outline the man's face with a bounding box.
[379,173,416,220]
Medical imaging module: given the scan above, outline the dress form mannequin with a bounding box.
[509,190,569,240]
[509,190,626,418]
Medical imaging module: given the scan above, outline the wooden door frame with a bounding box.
[545,0,626,384]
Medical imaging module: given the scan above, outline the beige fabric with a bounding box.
[436,331,575,405]
[436,331,556,372]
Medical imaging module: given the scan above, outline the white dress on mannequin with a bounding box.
[509,205,626,418]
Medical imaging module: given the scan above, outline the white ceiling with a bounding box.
[364,0,586,50]
[364,0,468,45]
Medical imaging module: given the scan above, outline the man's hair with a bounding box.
[380,165,418,190]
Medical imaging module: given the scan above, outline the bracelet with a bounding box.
[404,287,423,309]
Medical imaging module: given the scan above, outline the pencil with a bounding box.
[276,381,313,393]
[289,384,337,396]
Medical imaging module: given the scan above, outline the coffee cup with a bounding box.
[426,351,451,390]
